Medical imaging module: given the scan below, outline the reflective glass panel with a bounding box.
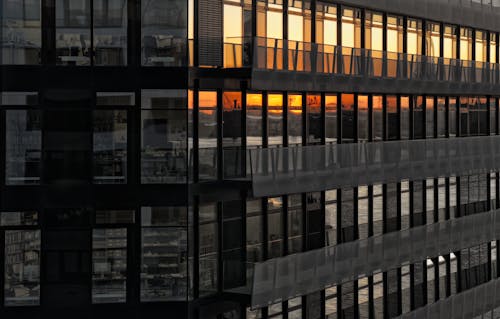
[1,0,41,64]
[307,94,321,145]
[325,94,337,144]
[5,110,41,185]
[93,110,127,184]
[198,91,218,179]
[4,230,41,306]
[141,90,188,183]
[56,0,91,65]
[246,93,263,148]
[0,212,38,226]
[268,94,283,146]
[288,94,302,145]
[141,0,187,66]
[92,228,127,303]
[93,0,127,65]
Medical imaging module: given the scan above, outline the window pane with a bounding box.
[0,212,38,226]
[247,93,263,148]
[92,228,127,303]
[307,94,321,145]
[141,90,188,183]
[93,110,127,184]
[387,95,398,140]
[1,0,41,64]
[4,230,41,306]
[288,94,302,145]
[93,0,127,65]
[141,207,187,226]
[372,95,383,141]
[358,95,368,142]
[5,110,41,185]
[141,227,187,301]
[56,0,91,65]
[141,0,187,66]
[199,204,218,295]
[325,94,337,144]
[268,94,283,146]
[96,92,135,106]
[341,94,355,143]
[95,210,135,224]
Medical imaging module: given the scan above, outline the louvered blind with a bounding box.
[198,0,222,66]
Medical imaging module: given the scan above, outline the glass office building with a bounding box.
[3,0,500,318]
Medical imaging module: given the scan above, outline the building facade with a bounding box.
[2,0,500,318]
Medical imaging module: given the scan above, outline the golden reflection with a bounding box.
[401,96,410,110]
[341,8,361,48]
[358,95,368,111]
[341,93,354,110]
[387,16,403,53]
[247,93,263,107]
[476,30,486,62]
[444,25,456,60]
[490,34,497,64]
[268,94,283,107]
[188,90,193,109]
[426,22,440,58]
[267,11,283,39]
[460,27,472,61]
[199,91,217,107]
[407,19,422,55]
[373,95,383,110]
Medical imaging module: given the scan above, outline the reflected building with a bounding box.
[2,0,500,318]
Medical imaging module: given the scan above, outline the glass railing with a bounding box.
[214,37,500,85]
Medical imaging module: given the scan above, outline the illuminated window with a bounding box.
[387,16,403,53]
[444,25,457,60]
[224,4,243,67]
[341,7,361,48]
[460,27,473,62]
[490,33,497,64]
[407,19,422,56]
[341,93,355,143]
[426,22,440,58]
[365,12,383,51]
[475,30,487,63]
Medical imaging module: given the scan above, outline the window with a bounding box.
[288,194,303,253]
[460,27,473,62]
[93,109,127,184]
[413,96,424,139]
[341,188,354,242]
[358,186,368,239]
[246,200,263,262]
[288,94,302,145]
[372,95,383,141]
[358,95,369,142]
[475,30,487,63]
[1,0,41,64]
[2,212,41,306]
[325,190,337,246]
[325,286,337,318]
[5,109,42,185]
[93,0,127,65]
[198,91,218,179]
[56,0,91,65]
[141,207,188,301]
[373,184,383,236]
[387,95,398,140]
[268,94,284,146]
[325,94,338,144]
[268,197,283,258]
[341,94,355,143]
[307,94,322,145]
[199,204,218,296]
[437,97,446,138]
[449,97,458,137]
[365,12,383,76]
[316,3,337,73]
[444,25,457,60]
[141,0,187,66]
[224,3,243,67]
[223,92,243,178]
[246,93,263,148]
[407,19,422,56]
[490,33,497,64]
[490,97,498,135]
[401,96,410,140]
[426,96,435,138]
[141,90,188,183]
[92,228,127,303]
[426,22,440,58]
